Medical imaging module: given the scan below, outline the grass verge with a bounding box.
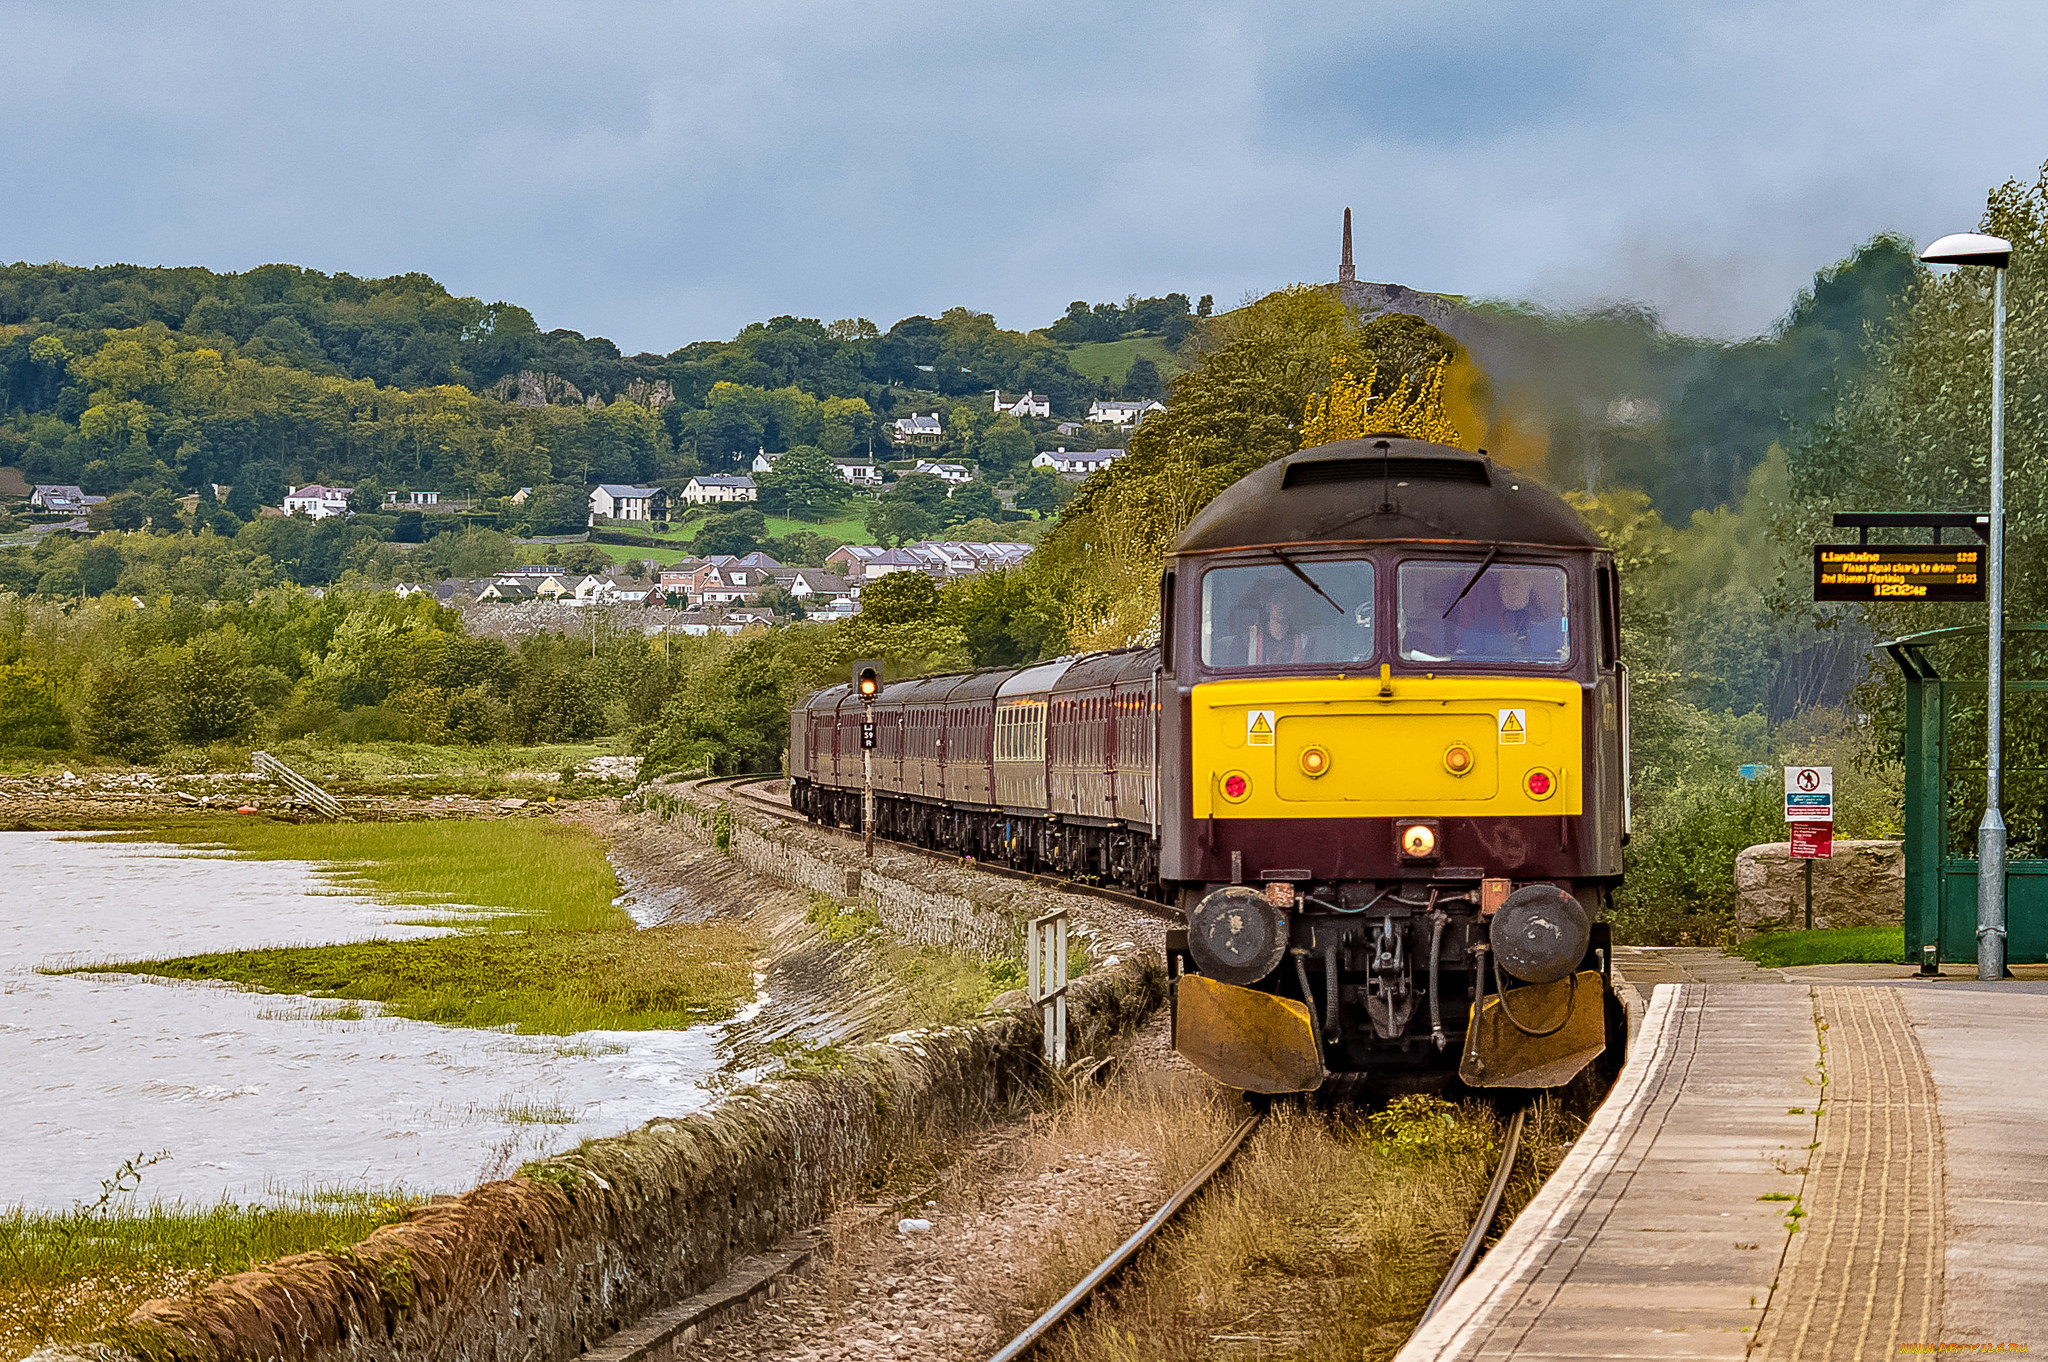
[804,892,1027,1025]
[1734,924,1909,968]
[59,818,761,1033]
[1016,1091,1567,1361]
[0,1179,416,1362]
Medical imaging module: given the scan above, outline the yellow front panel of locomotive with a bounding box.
[1190,676,1582,818]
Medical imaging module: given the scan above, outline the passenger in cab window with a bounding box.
[1399,561,1569,665]
[1201,560,1376,668]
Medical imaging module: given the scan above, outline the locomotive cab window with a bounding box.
[1200,559,1375,667]
[1398,561,1569,665]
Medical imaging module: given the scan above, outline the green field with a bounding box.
[592,507,878,564]
[1064,334,1184,385]
[63,818,760,1034]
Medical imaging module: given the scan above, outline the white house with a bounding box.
[991,390,1051,419]
[750,450,783,474]
[1086,399,1165,427]
[833,458,883,485]
[1032,447,1126,476]
[29,484,99,514]
[589,484,664,522]
[890,412,943,443]
[913,461,973,486]
[384,490,441,506]
[680,475,759,506]
[284,484,353,519]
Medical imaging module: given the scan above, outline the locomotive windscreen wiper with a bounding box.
[1270,548,1347,614]
[1441,546,1501,619]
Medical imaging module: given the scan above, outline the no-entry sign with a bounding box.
[1785,766,1833,822]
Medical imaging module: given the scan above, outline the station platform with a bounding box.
[1400,959,2048,1360]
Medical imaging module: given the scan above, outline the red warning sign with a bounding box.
[1789,822,1833,859]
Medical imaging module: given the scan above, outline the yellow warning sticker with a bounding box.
[1247,710,1275,746]
[1497,708,1527,745]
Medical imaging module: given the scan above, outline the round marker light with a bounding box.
[1444,744,1474,776]
[1400,823,1437,858]
[1300,746,1330,778]
[1221,771,1251,802]
[1525,768,1555,800]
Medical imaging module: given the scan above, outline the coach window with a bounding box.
[1398,561,1569,665]
[1201,559,1375,667]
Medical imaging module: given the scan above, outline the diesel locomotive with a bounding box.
[788,435,1629,1094]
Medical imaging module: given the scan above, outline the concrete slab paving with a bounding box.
[1904,988,2048,1349]
[1397,984,1818,1361]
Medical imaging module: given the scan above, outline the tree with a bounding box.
[77,540,124,596]
[861,570,940,625]
[1122,357,1166,401]
[0,663,72,748]
[1017,467,1073,516]
[864,498,934,548]
[694,506,769,558]
[885,471,950,511]
[90,491,147,532]
[394,509,426,543]
[348,479,384,514]
[974,415,1035,477]
[942,480,1001,526]
[756,445,848,521]
[1197,295,1214,317]
[525,483,591,536]
[81,659,167,761]
[513,667,604,743]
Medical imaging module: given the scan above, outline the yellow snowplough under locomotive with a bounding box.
[790,435,1629,1094]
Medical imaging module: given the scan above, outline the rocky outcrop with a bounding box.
[1735,840,1905,932]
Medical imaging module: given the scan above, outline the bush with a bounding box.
[81,659,168,761]
[0,663,72,749]
[1610,776,1783,945]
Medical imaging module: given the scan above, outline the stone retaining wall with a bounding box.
[38,785,1163,1362]
[1735,838,1906,932]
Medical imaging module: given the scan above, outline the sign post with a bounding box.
[1785,766,1834,930]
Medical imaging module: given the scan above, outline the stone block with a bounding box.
[1734,839,1904,931]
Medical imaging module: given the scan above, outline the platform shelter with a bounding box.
[1890,622,2048,965]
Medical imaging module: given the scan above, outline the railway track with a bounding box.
[980,1102,1529,1360]
[702,774,1182,924]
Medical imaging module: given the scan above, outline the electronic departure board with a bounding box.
[1812,546,1986,602]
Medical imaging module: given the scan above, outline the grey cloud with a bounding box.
[4,1,2048,350]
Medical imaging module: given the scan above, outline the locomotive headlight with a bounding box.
[1524,768,1556,800]
[1399,822,1437,859]
[1300,746,1330,778]
[1443,744,1474,776]
[1221,771,1252,803]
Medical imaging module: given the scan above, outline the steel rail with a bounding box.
[983,1110,1263,1362]
[1417,1104,1528,1327]
[712,776,1182,924]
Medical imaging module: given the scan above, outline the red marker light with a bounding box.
[1222,772,1249,801]
[1525,769,1554,799]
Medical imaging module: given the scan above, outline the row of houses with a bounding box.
[825,540,1033,581]
[888,395,1165,444]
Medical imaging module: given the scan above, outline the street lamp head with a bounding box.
[1922,232,2012,269]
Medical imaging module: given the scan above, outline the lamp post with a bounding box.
[1922,231,2014,981]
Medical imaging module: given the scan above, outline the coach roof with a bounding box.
[1172,435,1605,555]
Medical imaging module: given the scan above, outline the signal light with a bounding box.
[852,658,883,698]
[1300,746,1330,778]
[1444,744,1474,776]
[1221,771,1251,802]
[1400,823,1437,859]
[1525,768,1555,800]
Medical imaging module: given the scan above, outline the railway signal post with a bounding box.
[854,660,881,858]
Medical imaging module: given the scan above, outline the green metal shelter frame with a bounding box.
[1890,623,2048,965]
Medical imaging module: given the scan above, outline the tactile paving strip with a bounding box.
[1753,986,1944,1360]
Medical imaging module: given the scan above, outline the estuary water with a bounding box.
[0,832,727,1211]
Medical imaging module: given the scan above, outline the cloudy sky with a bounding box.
[6,1,2047,352]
